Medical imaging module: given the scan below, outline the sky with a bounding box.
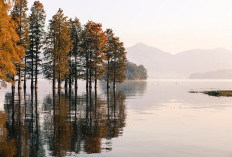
[28,0,232,54]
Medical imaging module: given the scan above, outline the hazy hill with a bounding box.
[189,69,232,79]
[126,43,232,79]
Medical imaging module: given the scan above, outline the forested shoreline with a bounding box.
[0,0,129,95]
[126,62,147,80]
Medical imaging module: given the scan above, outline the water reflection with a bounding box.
[1,87,127,156]
[100,80,147,97]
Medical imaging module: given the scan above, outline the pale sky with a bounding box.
[28,0,232,54]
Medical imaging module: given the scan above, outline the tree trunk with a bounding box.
[86,51,89,93]
[31,49,34,89]
[74,55,78,91]
[75,78,77,92]
[113,88,116,117]
[89,51,92,99]
[95,78,97,97]
[69,60,72,93]
[94,68,97,93]
[89,69,92,107]
[69,76,72,94]
[113,77,116,92]
[35,48,38,89]
[107,60,110,89]
[24,58,26,90]
[113,62,116,91]
[58,74,61,95]
[53,59,56,93]
[35,87,39,154]
[12,76,15,103]
[18,87,22,120]
[65,79,68,91]
[86,67,89,91]
[11,79,15,126]
[18,67,22,89]
[95,80,97,116]
[69,81,72,97]
[53,78,56,94]
[89,71,92,99]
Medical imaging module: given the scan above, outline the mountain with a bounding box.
[126,43,173,78]
[189,69,232,79]
[126,43,232,79]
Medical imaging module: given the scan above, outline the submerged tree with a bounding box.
[111,41,127,90]
[82,21,107,94]
[66,18,84,92]
[28,1,46,89]
[43,9,72,92]
[105,29,127,90]
[11,0,29,90]
[105,29,114,90]
[0,0,24,88]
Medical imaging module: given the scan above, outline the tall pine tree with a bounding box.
[0,0,24,88]
[43,9,72,93]
[28,1,45,89]
[111,41,127,89]
[68,18,84,91]
[82,21,107,95]
[105,29,127,90]
[11,0,29,90]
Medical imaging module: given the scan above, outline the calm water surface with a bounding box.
[1,80,232,157]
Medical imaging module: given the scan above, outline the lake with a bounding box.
[1,79,232,157]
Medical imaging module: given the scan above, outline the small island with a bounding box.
[125,62,148,80]
[190,90,232,97]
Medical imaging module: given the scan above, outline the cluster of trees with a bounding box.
[0,0,127,94]
[126,62,147,80]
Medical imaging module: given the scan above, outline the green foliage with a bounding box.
[28,1,46,77]
[68,18,85,82]
[125,62,147,80]
[43,9,72,83]
[105,29,127,86]
[11,0,29,50]
[203,90,232,97]
[82,21,107,88]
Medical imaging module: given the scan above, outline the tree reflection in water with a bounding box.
[1,88,126,156]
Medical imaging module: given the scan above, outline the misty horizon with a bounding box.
[126,43,232,79]
[127,42,232,55]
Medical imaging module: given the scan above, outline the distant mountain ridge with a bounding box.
[189,69,232,79]
[126,43,232,79]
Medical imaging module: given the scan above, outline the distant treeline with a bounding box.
[0,0,129,93]
[126,62,147,80]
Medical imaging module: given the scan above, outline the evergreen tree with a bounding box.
[111,41,127,89]
[0,0,24,88]
[11,0,29,90]
[82,21,107,94]
[28,1,45,89]
[105,29,115,90]
[43,9,72,93]
[68,18,84,91]
[105,29,127,90]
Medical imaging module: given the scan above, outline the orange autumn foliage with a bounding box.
[0,0,24,87]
